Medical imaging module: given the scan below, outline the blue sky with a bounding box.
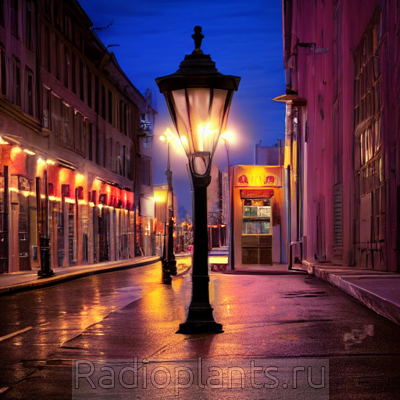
[78,0,286,213]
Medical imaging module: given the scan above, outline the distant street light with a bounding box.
[220,131,233,270]
[159,128,178,284]
[156,26,240,334]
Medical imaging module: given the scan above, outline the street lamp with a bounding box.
[160,128,178,284]
[156,26,240,334]
[220,131,233,270]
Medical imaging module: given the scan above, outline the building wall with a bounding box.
[280,0,399,271]
[0,0,155,273]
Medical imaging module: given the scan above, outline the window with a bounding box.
[87,69,92,107]
[25,1,34,50]
[42,87,50,128]
[108,89,113,124]
[140,157,151,186]
[79,59,84,101]
[353,8,385,261]
[74,112,85,156]
[101,84,106,119]
[0,0,4,27]
[11,0,18,38]
[354,9,383,182]
[95,75,99,113]
[55,35,61,80]
[116,142,121,174]
[119,100,127,134]
[64,46,69,87]
[26,68,34,116]
[107,137,113,170]
[95,127,100,165]
[71,52,76,93]
[11,56,21,107]
[64,14,72,40]
[54,1,63,31]
[242,200,271,235]
[0,45,5,96]
[43,26,50,71]
[88,122,93,161]
[43,0,51,18]
[123,145,126,177]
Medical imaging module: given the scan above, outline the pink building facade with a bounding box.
[276,0,399,271]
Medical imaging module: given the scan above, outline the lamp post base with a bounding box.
[176,305,223,334]
[38,236,54,278]
[162,259,172,284]
[177,321,223,334]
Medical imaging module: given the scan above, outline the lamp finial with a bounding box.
[192,26,204,54]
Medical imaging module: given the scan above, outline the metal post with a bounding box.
[162,140,177,284]
[161,221,171,284]
[38,169,53,277]
[0,166,9,273]
[177,172,223,334]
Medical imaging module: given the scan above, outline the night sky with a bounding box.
[78,0,286,213]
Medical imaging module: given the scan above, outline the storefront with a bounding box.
[0,138,136,273]
[231,165,286,269]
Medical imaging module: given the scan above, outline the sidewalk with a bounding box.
[1,252,399,326]
[301,261,400,325]
[0,256,164,296]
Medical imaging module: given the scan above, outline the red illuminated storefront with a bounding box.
[0,140,136,273]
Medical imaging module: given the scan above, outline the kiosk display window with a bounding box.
[242,200,271,235]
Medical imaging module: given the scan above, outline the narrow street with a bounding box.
[0,262,399,399]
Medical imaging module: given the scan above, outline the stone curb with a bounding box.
[305,262,400,326]
[0,257,161,296]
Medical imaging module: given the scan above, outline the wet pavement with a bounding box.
[0,261,399,399]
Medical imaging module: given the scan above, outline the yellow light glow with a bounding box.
[46,159,56,165]
[0,137,9,145]
[10,146,22,155]
[98,204,103,210]
[75,174,85,186]
[220,130,235,143]
[23,149,36,155]
[65,198,75,204]
[209,256,228,264]
[78,199,87,205]
[159,136,166,142]
[89,202,95,207]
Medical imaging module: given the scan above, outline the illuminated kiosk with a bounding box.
[231,165,285,268]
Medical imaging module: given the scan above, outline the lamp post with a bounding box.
[37,161,54,277]
[156,26,240,334]
[160,128,178,284]
[220,132,233,270]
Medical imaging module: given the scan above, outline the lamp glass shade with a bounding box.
[165,87,232,175]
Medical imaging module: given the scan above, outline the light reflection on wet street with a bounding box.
[0,259,399,399]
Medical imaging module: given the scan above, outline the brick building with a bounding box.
[275,0,400,270]
[0,0,155,273]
